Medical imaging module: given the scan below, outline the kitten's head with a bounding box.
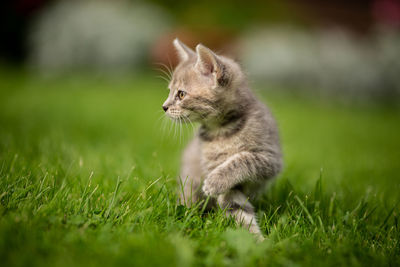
[162,39,244,124]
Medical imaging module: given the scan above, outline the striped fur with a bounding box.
[163,39,282,238]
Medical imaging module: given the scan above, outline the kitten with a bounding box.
[162,39,282,237]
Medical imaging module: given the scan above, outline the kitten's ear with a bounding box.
[196,44,229,86]
[195,44,220,74]
[173,38,195,62]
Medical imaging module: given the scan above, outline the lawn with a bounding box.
[0,71,399,266]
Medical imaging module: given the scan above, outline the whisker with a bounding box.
[154,70,170,80]
[155,113,167,141]
[153,62,173,80]
[179,117,182,144]
[166,117,172,139]
[154,61,171,72]
[156,110,165,121]
[156,75,170,84]
[181,116,191,138]
[173,117,177,140]
[167,57,174,78]
[152,65,170,76]
[180,117,184,144]
[155,67,172,81]
[185,115,196,133]
[155,61,173,78]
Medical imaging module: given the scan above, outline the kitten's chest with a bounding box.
[200,138,240,173]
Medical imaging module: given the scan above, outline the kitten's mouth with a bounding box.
[166,109,180,118]
[166,111,193,124]
[166,111,183,122]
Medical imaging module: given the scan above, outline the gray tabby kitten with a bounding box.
[162,39,282,237]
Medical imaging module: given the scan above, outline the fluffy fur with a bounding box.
[162,39,282,237]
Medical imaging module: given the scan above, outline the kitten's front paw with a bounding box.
[202,173,229,196]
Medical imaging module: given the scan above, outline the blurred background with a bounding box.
[1,2,400,265]
[1,0,400,103]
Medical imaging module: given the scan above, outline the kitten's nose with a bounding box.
[162,106,168,112]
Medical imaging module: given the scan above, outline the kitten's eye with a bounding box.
[177,90,186,100]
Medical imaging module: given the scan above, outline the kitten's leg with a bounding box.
[202,151,281,197]
[178,137,208,207]
[217,190,264,239]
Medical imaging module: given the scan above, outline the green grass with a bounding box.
[0,71,399,266]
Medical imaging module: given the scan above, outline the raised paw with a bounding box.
[202,173,230,196]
